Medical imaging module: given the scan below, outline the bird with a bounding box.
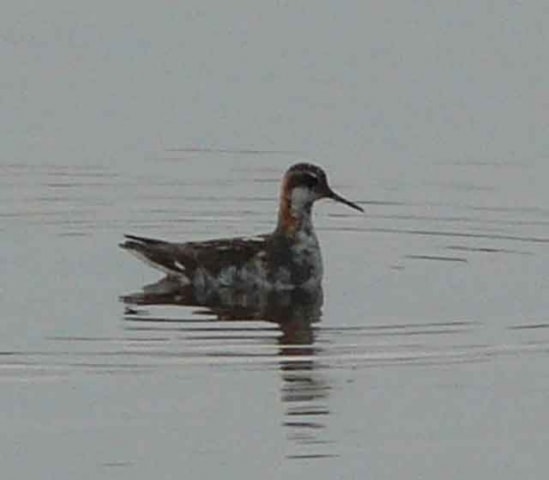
[120,163,363,291]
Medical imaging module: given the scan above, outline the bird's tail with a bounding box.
[120,234,188,279]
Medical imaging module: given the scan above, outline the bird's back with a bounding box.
[120,231,322,290]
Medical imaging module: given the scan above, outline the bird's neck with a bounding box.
[275,187,315,237]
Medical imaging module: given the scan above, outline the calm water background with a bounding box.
[2,2,549,478]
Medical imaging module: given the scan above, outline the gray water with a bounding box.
[2,2,549,479]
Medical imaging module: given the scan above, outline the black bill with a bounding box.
[328,189,364,212]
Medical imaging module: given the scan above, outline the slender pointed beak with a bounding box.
[327,189,364,212]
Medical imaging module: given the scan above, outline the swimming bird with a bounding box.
[120,163,363,290]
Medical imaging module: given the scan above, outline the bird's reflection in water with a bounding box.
[121,277,335,458]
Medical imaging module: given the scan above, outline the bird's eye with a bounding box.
[301,173,318,188]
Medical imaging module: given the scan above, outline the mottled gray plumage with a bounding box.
[120,163,363,290]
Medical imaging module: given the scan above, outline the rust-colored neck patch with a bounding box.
[275,175,295,235]
[275,176,311,237]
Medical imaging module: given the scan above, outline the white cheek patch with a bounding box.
[290,186,317,214]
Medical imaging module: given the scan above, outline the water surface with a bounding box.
[2,2,549,478]
[2,154,549,479]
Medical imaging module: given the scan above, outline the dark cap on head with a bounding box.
[284,163,363,212]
